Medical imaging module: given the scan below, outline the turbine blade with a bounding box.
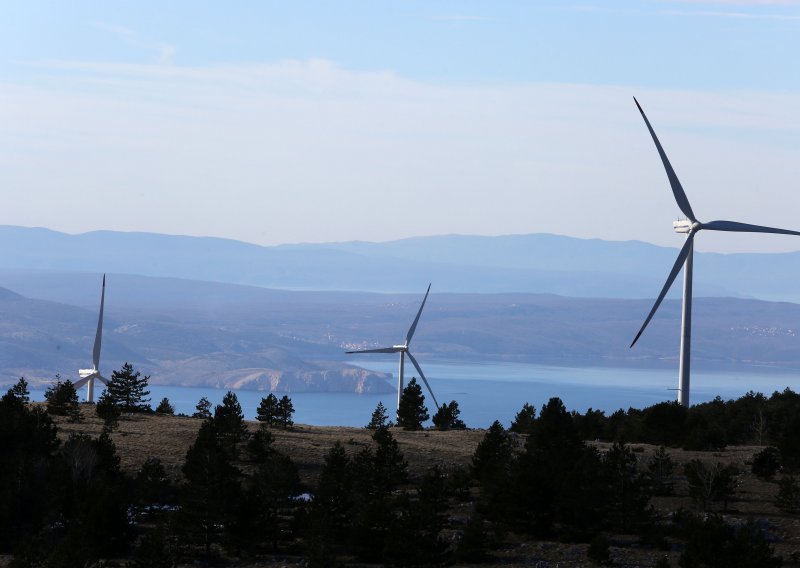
[630,234,695,348]
[633,97,696,222]
[405,283,431,345]
[73,377,89,389]
[703,220,800,237]
[346,347,401,354]
[92,275,105,370]
[406,350,439,409]
[97,374,109,386]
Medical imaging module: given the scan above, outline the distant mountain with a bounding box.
[7,225,800,300]
[2,273,800,392]
[0,283,393,393]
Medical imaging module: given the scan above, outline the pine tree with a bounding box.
[155,397,174,415]
[471,420,515,487]
[647,446,675,495]
[193,396,212,419]
[366,401,391,429]
[213,391,249,459]
[105,362,151,412]
[396,377,429,430]
[372,425,408,490]
[510,402,537,434]
[7,377,30,404]
[95,390,121,431]
[432,400,466,430]
[256,393,279,426]
[179,420,243,559]
[277,395,295,428]
[44,375,82,421]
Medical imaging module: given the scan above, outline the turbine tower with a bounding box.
[74,275,109,403]
[346,284,439,411]
[630,98,800,407]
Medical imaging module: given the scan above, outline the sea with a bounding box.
[26,361,800,429]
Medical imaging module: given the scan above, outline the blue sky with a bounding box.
[2,1,800,251]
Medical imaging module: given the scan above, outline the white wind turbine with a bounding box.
[346,284,439,411]
[630,98,800,407]
[74,275,109,403]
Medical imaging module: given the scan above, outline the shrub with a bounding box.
[752,446,781,480]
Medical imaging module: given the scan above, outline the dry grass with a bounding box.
[39,408,800,566]
[54,405,486,485]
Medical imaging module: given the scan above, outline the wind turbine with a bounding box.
[630,97,800,407]
[74,275,109,403]
[346,284,439,411]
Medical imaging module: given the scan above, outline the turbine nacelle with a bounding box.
[673,219,697,234]
[393,344,408,351]
[79,368,98,379]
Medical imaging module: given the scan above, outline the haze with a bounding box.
[2,1,800,253]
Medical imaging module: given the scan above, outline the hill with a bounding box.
[2,273,800,389]
[44,407,800,568]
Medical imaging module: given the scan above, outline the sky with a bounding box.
[2,1,800,252]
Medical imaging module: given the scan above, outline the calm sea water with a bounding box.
[29,361,800,429]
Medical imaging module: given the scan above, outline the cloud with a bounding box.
[1,60,800,253]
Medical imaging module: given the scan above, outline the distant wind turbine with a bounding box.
[74,275,109,403]
[346,284,439,411]
[630,98,800,407]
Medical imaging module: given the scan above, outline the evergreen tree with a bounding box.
[277,395,295,428]
[604,442,650,532]
[178,420,243,559]
[646,446,675,496]
[6,377,30,404]
[471,420,515,488]
[105,362,151,412]
[155,397,174,415]
[432,400,466,430]
[396,377,429,430]
[44,375,82,421]
[385,466,449,565]
[372,425,408,490]
[95,390,121,430]
[213,391,249,459]
[510,402,536,434]
[366,401,391,429]
[134,457,173,512]
[239,433,300,552]
[256,393,279,426]
[305,442,353,566]
[193,396,212,419]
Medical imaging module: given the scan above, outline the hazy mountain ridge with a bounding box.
[7,225,800,299]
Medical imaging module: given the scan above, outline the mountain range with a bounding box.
[5,225,800,301]
[2,226,800,392]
